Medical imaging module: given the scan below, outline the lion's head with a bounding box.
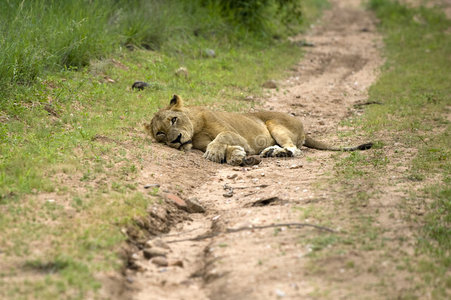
[145,95,194,151]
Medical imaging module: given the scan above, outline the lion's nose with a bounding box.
[171,133,182,144]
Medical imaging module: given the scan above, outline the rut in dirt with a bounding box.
[116,0,384,299]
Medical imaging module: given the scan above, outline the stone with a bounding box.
[143,247,167,259]
[132,81,149,90]
[170,260,184,268]
[185,198,206,213]
[146,238,170,250]
[262,80,278,89]
[144,184,160,189]
[227,174,238,180]
[175,67,189,78]
[223,191,233,198]
[151,257,168,267]
[275,289,286,297]
[164,193,187,209]
[204,48,216,57]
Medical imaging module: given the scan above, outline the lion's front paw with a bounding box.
[226,146,246,166]
[203,142,227,163]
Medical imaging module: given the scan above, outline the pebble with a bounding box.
[185,198,206,213]
[132,81,149,90]
[223,191,233,198]
[289,164,303,169]
[204,48,216,57]
[144,184,160,189]
[151,257,168,267]
[262,80,278,89]
[175,67,189,78]
[170,260,184,268]
[131,253,140,261]
[227,174,238,180]
[275,289,286,297]
[146,238,170,250]
[164,193,187,209]
[143,247,167,259]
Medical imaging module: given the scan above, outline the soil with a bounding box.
[108,0,432,299]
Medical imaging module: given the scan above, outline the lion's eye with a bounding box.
[156,131,165,136]
[171,117,177,125]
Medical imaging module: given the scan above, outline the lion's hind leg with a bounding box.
[262,120,302,158]
[261,145,292,157]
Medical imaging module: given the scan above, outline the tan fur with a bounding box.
[145,95,372,165]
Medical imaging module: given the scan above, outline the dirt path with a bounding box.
[122,0,385,299]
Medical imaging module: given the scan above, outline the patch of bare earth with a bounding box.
[112,0,436,299]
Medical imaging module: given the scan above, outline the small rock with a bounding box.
[170,260,184,268]
[151,257,168,267]
[175,67,189,78]
[223,191,233,198]
[185,198,206,213]
[242,155,262,166]
[129,253,146,271]
[262,80,278,89]
[164,193,187,209]
[227,174,238,180]
[289,164,303,169]
[130,253,140,261]
[204,48,216,57]
[244,95,254,101]
[146,238,171,250]
[47,199,55,203]
[104,76,116,83]
[144,184,160,189]
[143,247,167,259]
[275,289,286,297]
[295,40,315,47]
[132,81,149,90]
[223,183,232,190]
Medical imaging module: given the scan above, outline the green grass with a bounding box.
[0,0,315,101]
[329,0,450,297]
[0,0,328,298]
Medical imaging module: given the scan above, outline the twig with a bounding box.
[353,100,382,108]
[165,222,336,244]
[417,135,428,145]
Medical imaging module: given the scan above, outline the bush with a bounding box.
[202,0,303,33]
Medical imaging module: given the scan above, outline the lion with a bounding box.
[145,95,373,166]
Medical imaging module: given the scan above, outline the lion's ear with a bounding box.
[144,122,154,137]
[169,94,183,110]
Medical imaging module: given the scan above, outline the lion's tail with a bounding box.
[304,135,373,151]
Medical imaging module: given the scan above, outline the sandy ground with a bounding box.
[108,0,441,299]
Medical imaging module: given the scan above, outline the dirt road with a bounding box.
[119,0,386,299]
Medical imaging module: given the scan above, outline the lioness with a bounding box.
[145,95,373,165]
